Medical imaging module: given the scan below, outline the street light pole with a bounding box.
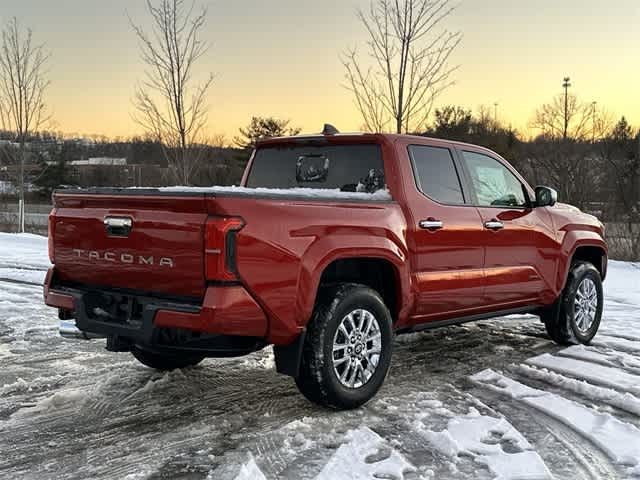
[563,77,571,139]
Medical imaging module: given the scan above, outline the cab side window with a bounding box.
[408,145,465,204]
[462,151,527,207]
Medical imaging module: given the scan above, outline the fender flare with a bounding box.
[294,234,412,331]
[556,234,607,293]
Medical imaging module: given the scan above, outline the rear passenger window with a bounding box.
[408,145,465,204]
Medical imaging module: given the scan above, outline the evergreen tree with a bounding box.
[234,117,301,151]
[232,116,301,178]
[34,157,72,197]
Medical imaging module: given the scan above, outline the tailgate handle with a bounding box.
[104,217,133,237]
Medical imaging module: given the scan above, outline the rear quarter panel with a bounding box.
[209,196,409,344]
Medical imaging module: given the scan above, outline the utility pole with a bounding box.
[563,77,571,139]
[494,102,499,124]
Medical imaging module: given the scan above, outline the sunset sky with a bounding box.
[2,0,639,140]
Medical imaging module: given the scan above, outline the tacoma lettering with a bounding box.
[72,249,174,268]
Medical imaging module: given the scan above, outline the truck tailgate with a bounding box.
[52,192,208,299]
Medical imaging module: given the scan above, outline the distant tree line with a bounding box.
[0,115,300,200]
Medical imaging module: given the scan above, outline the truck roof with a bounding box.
[255,132,497,155]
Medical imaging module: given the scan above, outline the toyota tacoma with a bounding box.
[44,127,607,409]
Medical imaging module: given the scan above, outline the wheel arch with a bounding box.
[277,248,409,380]
[295,234,411,332]
[315,257,403,323]
[557,240,608,294]
[571,245,607,279]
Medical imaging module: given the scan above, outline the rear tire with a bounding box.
[131,347,204,370]
[295,283,393,410]
[542,261,603,345]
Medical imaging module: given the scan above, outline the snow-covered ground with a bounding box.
[0,232,51,284]
[0,233,639,479]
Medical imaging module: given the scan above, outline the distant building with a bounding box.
[66,158,162,187]
[70,157,127,166]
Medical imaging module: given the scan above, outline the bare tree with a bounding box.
[0,17,50,232]
[599,118,640,259]
[343,0,461,134]
[522,139,598,211]
[531,94,606,140]
[210,133,228,149]
[130,0,214,185]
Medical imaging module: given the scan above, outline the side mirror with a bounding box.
[534,186,557,207]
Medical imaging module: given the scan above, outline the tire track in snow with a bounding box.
[0,276,42,287]
[471,369,640,477]
[593,335,640,354]
[514,363,640,417]
[556,345,640,376]
[0,262,48,271]
[469,387,619,480]
[525,353,640,396]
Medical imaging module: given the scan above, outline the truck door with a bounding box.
[402,142,486,323]
[456,148,548,308]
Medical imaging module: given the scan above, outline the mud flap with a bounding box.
[273,329,306,378]
[540,296,562,323]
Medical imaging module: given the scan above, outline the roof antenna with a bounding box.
[322,124,339,135]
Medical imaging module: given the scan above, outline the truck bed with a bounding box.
[50,186,398,303]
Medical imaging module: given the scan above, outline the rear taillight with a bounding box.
[48,208,56,264]
[205,216,245,281]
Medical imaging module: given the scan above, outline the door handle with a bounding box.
[419,218,444,230]
[104,216,133,237]
[484,220,504,230]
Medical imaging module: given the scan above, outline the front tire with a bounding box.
[542,261,603,345]
[131,347,205,370]
[295,283,393,410]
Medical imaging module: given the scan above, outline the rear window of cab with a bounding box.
[246,144,385,193]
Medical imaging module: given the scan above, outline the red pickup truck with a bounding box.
[44,129,607,409]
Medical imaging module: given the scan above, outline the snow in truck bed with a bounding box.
[154,185,393,200]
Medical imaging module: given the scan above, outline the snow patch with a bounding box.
[206,453,267,480]
[0,374,65,396]
[316,426,415,480]
[416,408,552,480]
[231,455,267,480]
[0,232,51,270]
[133,369,189,395]
[11,388,88,418]
[0,342,16,358]
[154,185,393,201]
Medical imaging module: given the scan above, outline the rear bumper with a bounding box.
[44,268,268,345]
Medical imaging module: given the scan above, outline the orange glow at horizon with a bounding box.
[4,0,639,141]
